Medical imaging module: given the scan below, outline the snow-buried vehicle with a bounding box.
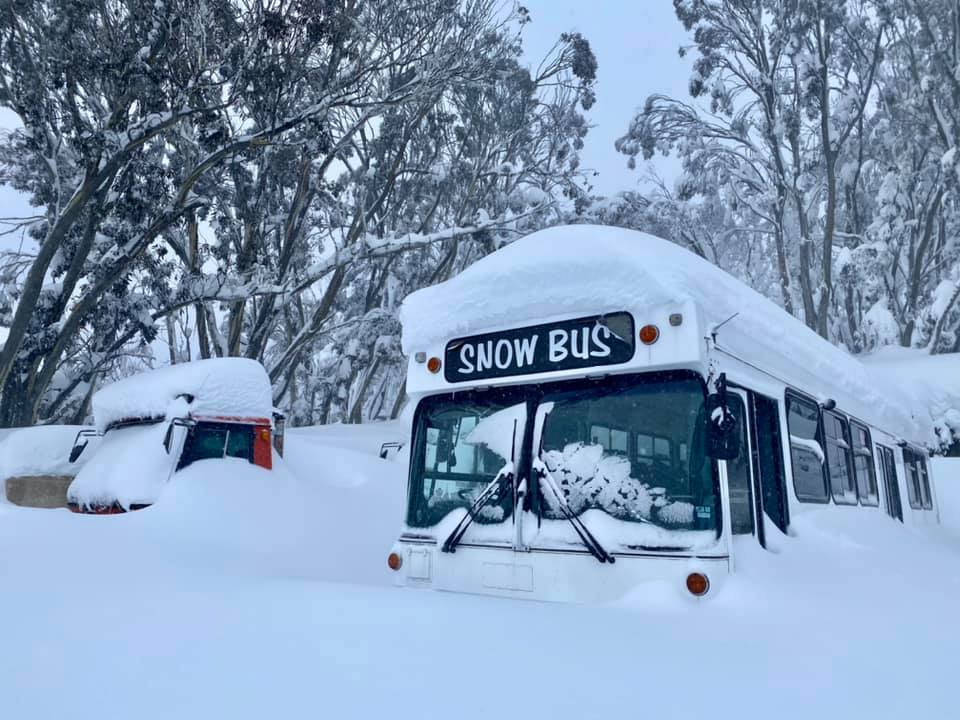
[388,225,942,603]
[67,358,281,514]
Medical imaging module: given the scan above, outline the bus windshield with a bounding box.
[406,373,719,545]
[407,388,526,529]
[537,375,718,537]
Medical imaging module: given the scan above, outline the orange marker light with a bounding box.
[426,357,442,374]
[686,572,710,596]
[639,324,660,345]
[387,552,403,571]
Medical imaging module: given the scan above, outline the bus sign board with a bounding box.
[444,312,635,383]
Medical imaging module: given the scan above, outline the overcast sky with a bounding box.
[0,3,693,224]
[520,0,692,195]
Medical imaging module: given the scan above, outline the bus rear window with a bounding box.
[178,423,254,470]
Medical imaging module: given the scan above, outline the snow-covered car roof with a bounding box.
[0,425,98,480]
[92,358,274,433]
[400,225,933,445]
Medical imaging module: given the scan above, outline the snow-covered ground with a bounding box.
[0,422,959,719]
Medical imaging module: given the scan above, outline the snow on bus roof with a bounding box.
[92,358,273,432]
[861,347,960,449]
[400,225,933,444]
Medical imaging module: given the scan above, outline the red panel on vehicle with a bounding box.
[253,426,273,470]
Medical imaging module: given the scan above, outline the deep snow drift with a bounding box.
[0,421,959,719]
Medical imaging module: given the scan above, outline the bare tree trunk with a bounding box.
[348,356,383,424]
[928,281,960,354]
[390,368,408,420]
[69,377,97,425]
[187,212,212,360]
[166,316,179,365]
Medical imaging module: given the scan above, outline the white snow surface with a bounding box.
[0,425,97,482]
[0,421,959,718]
[92,357,274,432]
[400,225,928,443]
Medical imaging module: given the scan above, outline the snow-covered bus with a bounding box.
[387,226,940,602]
[67,358,280,514]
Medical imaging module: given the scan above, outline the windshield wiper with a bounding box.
[442,418,518,554]
[533,410,614,564]
[535,461,615,564]
[441,468,513,553]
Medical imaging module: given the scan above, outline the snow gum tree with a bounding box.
[0,0,596,425]
[616,0,959,353]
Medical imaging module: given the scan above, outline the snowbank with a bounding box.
[0,425,97,481]
[284,422,408,585]
[92,358,274,432]
[1,423,959,719]
[400,225,927,444]
[933,457,960,533]
[862,347,960,450]
[67,422,175,509]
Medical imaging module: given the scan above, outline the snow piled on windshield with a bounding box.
[92,357,274,432]
[463,402,525,462]
[400,224,930,445]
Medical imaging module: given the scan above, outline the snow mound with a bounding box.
[67,422,175,509]
[933,458,960,533]
[0,425,97,481]
[401,225,927,444]
[92,358,273,432]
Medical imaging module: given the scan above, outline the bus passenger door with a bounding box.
[725,390,760,545]
[749,393,790,547]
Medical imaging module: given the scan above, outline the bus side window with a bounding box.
[611,429,629,455]
[823,411,856,505]
[878,445,903,522]
[590,424,629,456]
[903,448,923,510]
[919,456,933,510]
[786,393,829,503]
[849,421,878,507]
[590,424,611,449]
